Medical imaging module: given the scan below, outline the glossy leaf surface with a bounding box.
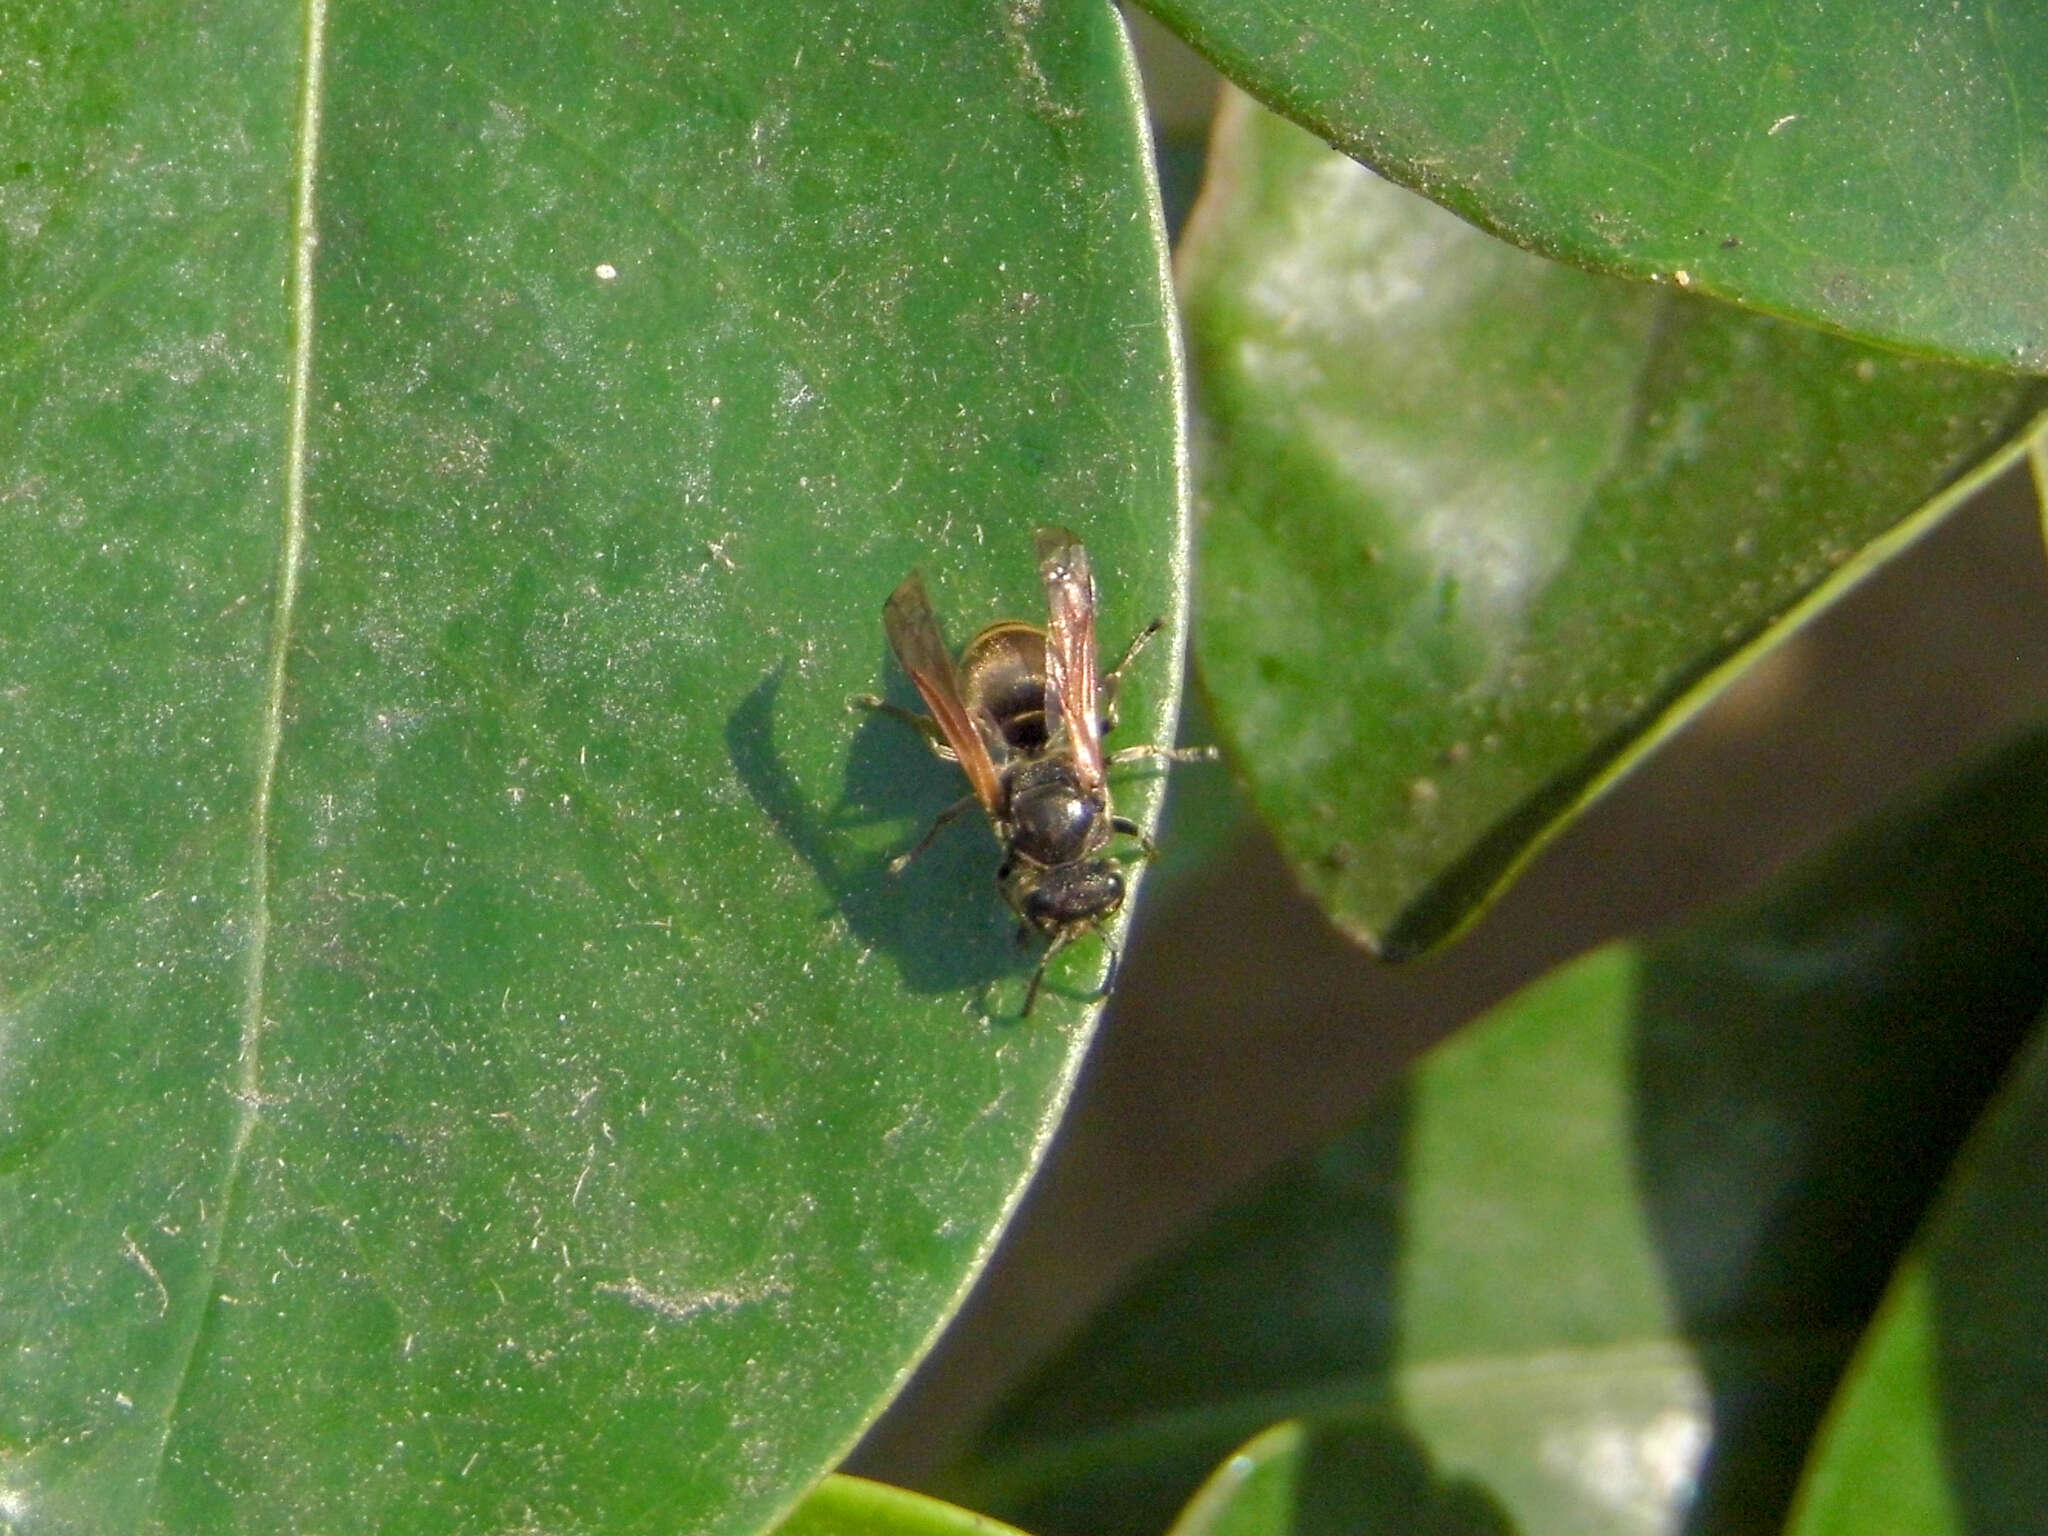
[0,2,1185,1532]
[1183,94,2046,954]
[1787,1021,2048,1536]
[1139,0,2048,368]
[949,726,2048,1536]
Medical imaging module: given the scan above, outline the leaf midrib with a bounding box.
[142,0,328,1503]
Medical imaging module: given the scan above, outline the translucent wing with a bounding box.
[1034,526,1104,792]
[882,570,1005,813]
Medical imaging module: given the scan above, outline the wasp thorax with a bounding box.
[1015,858,1125,934]
[1008,774,1100,866]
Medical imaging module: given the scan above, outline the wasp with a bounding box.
[853,527,1212,1014]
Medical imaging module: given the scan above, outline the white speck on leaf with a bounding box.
[597,1275,792,1325]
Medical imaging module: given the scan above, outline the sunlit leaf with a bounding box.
[0,1,1184,1530]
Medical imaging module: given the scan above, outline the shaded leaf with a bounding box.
[947,724,2048,1535]
[1138,0,2048,367]
[1787,1020,2048,1536]
[1182,93,2047,954]
[0,1,1184,1531]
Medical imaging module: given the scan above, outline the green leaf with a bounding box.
[0,1,1185,1532]
[1164,1424,1313,1536]
[946,724,2048,1536]
[1182,93,2047,954]
[769,1475,1039,1536]
[1165,1419,1510,1536]
[1786,1020,2048,1536]
[1139,0,2048,368]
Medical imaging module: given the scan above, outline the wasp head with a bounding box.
[1002,855,1125,939]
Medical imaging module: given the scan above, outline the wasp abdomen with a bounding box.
[961,622,1051,753]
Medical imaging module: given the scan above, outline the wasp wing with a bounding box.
[882,570,1006,813]
[1034,525,1105,792]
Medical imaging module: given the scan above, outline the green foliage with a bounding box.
[1786,1026,2048,1536]
[1136,0,2048,368]
[1163,1420,1507,1536]
[771,1476,1037,1536]
[1183,94,2047,954]
[951,726,2048,1535]
[6,0,2046,1532]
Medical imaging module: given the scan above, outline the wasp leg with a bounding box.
[1022,929,1075,1017]
[1107,743,1221,768]
[1110,815,1158,860]
[848,693,960,762]
[1096,618,1165,737]
[1105,617,1164,682]
[889,791,980,873]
